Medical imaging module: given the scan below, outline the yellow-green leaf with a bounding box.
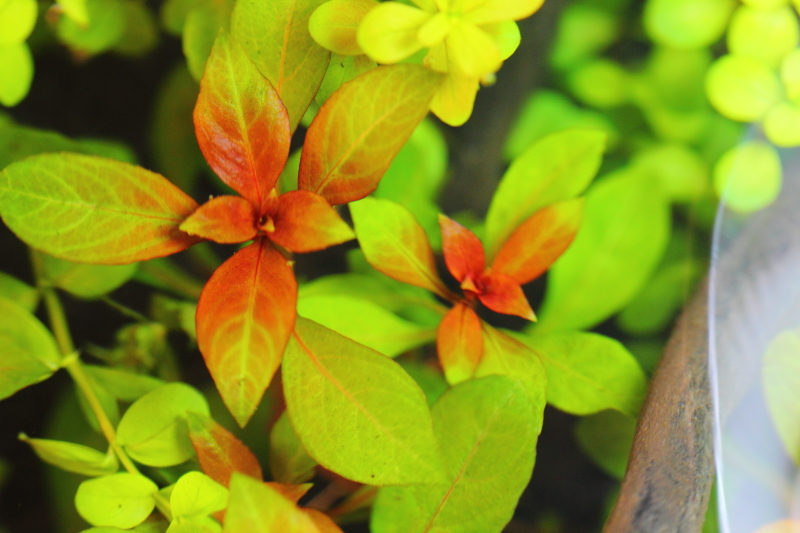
[19,434,118,476]
[0,42,33,107]
[59,0,89,26]
[75,473,158,529]
[40,253,138,299]
[0,0,37,45]
[282,317,443,485]
[170,471,228,518]
[309,0,378,55]
[83,365,165,402]
[713,140,782,213]
[56,0,126,55]
[0,271,38,312]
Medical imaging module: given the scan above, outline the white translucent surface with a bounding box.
[711,145,800,533]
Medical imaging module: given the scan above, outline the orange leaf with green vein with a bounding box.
[299,64,443,205]
[231,0,331,132]
[437,303,483,385]
[268,190,354,253]
[492,198,584,286]
[196,238,297,428]
[439,214,485,284]
[370,376,539,533]
[0,153,199,264]
[179,195,257,244]
[194,31,290,209]
[187,412,263,487]
[282,317,444,485]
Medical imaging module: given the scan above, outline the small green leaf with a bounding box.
[56,0,126,55]
[84,365,166,402]
[297,294,436,358]
[574,410,636,480]
[484,129,607,258]
[0,42,33,107]
[0,0,37,45]
[40,253,138,299]
[19,433,118,476]
[75,472,158,529]
[0,271,38,312]
[117,383,210,467]
[512,331,647,416]
[182,0,235,81]
[282,317,443,485]
[222,473,321,532]
[112,0,160,57]
[537,169,671,333]
[231,0,331,131]
[713,140,782,213]
[171,471,228,518]
[0,295,60,400]
[763,329,800,465]
[59,0,89,26]
[371,376,539,533]
[268,411,317,485]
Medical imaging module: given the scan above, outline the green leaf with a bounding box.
[75,472,158,529]
[56,0,126,55]
[282,317,443,485]
[763,329,800,465]
[727,4,799,68]
[371,376,539,533]
[0,271,38,312]
[40,253,138,299]
[537,169,671,333]
[297,294,437,358]
[0,295,60,400]
[713,140,782,214]
[484,129,607,258]
[268,411,317,484]
[117,383,210,467]
[511,331,647,416]
[19,433,119,476]
[0,153,200,264]
[84,365,166,402]
[183,0,235,81]
[171,471,228,518]
[705,54,781,122]
[398,359,448,406]
[0,114,87,168]
[316,52,376,106]
[222,473,321,532]
[630,143,709,203]
[574,410,636,480]
[231,0,331,131]
[166,516,221,533]
[59,0,89,26]
[112,0,160,58]
[0,0,37,45]
[0,42,33,107]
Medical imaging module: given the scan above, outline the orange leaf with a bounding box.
[268,190,355,253]
[194,32,291,210]
[437,302,484,385]
[179,195,258,244]
[188,412,263,487]
[196,239,297,427]
[478,270,536,321]
[298,64,442,205]
[492,198,584,285]
[438,214,485,283]
[264,482,313,504]
[304,509,346,533]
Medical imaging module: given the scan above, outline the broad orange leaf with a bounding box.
[0,153,199,264]
[439,214,485,283]
[437,303,484,385]
[196,238,297,427]
[268,190,355,253]
[188,412,263,487]
[492,198,584,285]
[298,64,442,205]
[179,195,258,244]
[194,32,291,209]
[478,271,536,321]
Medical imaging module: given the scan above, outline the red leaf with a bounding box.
[492,198,584,285]
[438,214,485,284]
[196,238,297,427]
[194,32,291,210]
[437,303,484,385]
[179,195,258,244]
[264,482,312,504]
[187,412,263,487]
[267,190,355,253]
[477,270,536,321]
[298,64,442,205]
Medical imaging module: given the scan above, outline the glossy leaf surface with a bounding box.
[437,303,483,385]
[39,253,138,299]
[196,239,296,427]
[188,412,263,487]
[439,214,485,283]
[299,65,442,205]
[512,331,647,416]
[179,196,257,244]
[171,471,229,518]
[75,473,158,529]
[371,376,538,533]
[282,317,443,485]
[19,434,118,476]
[194,32,290,209]
[231,0,330,131]
[492,198,584,286]
[350,197,451,299]
[537,169,670,333]
[269,411,317,484]
[116,383,210,467]
[0,153,199,264]
[223,473,321,532]
[269,190,355,253]
[0,296,60,400]
[484,130,606,258]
